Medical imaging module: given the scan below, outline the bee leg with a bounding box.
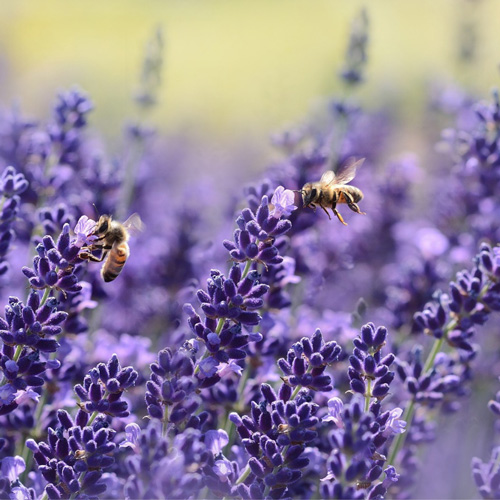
[333,208,347,225]
[320,204,332,220]
[331,200,347,225]
[344,192,366,215]
[79,252,106,263]
[79,246,111,262]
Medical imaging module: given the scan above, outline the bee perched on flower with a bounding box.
[76,213,144,282]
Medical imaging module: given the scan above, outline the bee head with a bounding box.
[301,183,317,207]
[96,215,112,235]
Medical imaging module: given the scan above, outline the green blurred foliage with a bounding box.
[0,0,498,143]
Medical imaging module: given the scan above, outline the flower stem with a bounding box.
[241,259,253,280]
[162,405,169,437]
[386,398,416,466]
[364,378,372,413]
[39,287,52,308]
[387,277,494,468]
[386,334,443,467]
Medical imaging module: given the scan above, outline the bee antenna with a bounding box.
[92,203,100,219]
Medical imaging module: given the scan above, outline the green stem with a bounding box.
[423,336,445,373]
[386,335,443,467]
[13,344,23,362]
[87,409,99,427]
[241,259,253,280]
[364,378,372,413]
[386,277,494,467]
[39,287,52,308]
[162,405,169,437]
[386,398,416,466]
[235,463,252,485]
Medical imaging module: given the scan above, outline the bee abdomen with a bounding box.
[342,186,364,203]
[101,243,129,282]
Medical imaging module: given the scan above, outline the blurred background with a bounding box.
[0,3,499,499]
[0,0,499,152]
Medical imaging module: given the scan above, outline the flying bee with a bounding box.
[301,158,365,225]
[81,213,144,282]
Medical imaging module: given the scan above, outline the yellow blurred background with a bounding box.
[0,0,499,143]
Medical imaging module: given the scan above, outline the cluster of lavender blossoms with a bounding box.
[1,8,500,500]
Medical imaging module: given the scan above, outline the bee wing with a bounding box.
[332,158,365,185]
[122,213,145,236]
[320,170,337,185]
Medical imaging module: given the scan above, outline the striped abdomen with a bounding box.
[101,242,130,282]
[337,186,364,204]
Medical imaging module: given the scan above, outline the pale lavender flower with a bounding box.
[382,466,400,489]
[0,384,15,406]
[13,388,40,405]
[119,423,142,452]
[276,256,301,287]
[198,357,218,379]
[10,485,32,500]
[73,215,97,248]
[323,397,344,427]
[205,429,229,455]
[217,359,243,378]
[383,407,406,436]
[1,456,25,482]
[213,459,232,483]
[270,185,297,219]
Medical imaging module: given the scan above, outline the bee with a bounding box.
[301,158,365,225]
[81,213,144,282]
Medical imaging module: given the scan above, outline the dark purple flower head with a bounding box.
[74,354,138,418]
[38,203,75,238]
[123,424,215,499]
[348,323,395,400]
[184,265,267,375]
[339,8,369,86]
[278,329,341,392]
[472,447,500,499]
[53,87,93,129]
[0,166,28,197]
[396,345,463,405]
[322,400,400,498]
[223,192,293,268]
[28,412,115,499]
[22,223,87,294]
[145,347,203,428]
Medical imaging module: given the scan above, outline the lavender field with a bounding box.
[0,4,500,500]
